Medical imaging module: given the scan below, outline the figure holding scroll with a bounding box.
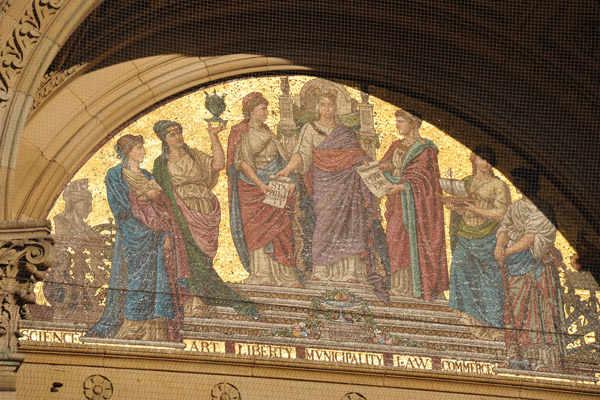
[379,109,448,301]
[227,92,301,288]
[445,146,511,329]
[276,86,389,302]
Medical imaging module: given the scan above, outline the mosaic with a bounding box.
[25,76,600,382]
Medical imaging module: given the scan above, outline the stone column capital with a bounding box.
[0,220,54,356]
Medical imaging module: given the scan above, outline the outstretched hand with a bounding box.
[207,121,227,136]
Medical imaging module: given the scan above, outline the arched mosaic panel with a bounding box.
[24,76,599,384]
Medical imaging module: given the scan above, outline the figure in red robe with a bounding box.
[227,92,300,287]
[379,109,448,301]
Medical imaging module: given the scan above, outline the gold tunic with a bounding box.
[167,149,218,214]
[462,177,511,227]
[233,126,280,170]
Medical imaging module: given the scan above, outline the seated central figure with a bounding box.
[277,87,388,301]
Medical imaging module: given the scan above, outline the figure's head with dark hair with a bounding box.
[153,120,192,159]
[472,145,497,167]
[510,167,540,198]
[470,145,497,176]
[395,109,423,137]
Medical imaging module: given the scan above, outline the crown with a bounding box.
[313,86,338,102]
[166,125,181,133]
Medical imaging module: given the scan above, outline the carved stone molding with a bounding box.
[0,220,54,354]
[0,0,66,105]
[31,62,85,111]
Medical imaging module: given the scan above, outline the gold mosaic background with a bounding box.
[47,75,576,284]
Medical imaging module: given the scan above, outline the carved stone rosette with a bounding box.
[342,393,367,400]
[0,220,54,355]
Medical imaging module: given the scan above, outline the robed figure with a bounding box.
[277,87,389,301]
[495,168,565,371]
[87,135,190,342]
[152,120,258,319]
[379,109,448,301]
[227,92,300,287]
[446,147,510,329]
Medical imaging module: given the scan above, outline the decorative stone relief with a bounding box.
[41,178,112,324]
[0,0,66,104]
[342,393,367,400]
[211,382,240,400]
[83,374,113,400]
[0,0,15,20]
[0,220,53,354]
[31,63,85,111]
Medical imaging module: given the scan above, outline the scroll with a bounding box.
[439,178,468,198]
[263,175,293,209]
[356,161,391,198]
[438,178,476,205]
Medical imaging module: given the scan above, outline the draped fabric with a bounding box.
[503,248,565,369]
[381,139,448,301]
[309,124,390,302]
[154,155,259,319]
[449,234,505,327]
[499,199,565,368]
[227,122,296,272]
[86,165,189,341]
[232,155,296,268]
[449,175,507,327]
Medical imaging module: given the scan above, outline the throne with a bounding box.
[276,77,378,160]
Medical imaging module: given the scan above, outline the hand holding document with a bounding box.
[438,178,476,206]
[263,175,293,209]
[356,161,391,198]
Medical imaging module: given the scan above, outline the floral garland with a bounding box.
[265,289,419,347]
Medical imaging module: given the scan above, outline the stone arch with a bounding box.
[0,0,103,219]
[0,0,598,275]
[16,54,309,219]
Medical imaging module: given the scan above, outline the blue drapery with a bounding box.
[86,165,174,338]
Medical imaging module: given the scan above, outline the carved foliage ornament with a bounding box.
[0,223,54,353]
[0,0,15,20]
[0,0,66,104]
[31,63,85,110]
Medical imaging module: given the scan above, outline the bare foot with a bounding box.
[309,275,321,281]
[291,283,305,289]
[347,279,359,284]
[260,281,273,286]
